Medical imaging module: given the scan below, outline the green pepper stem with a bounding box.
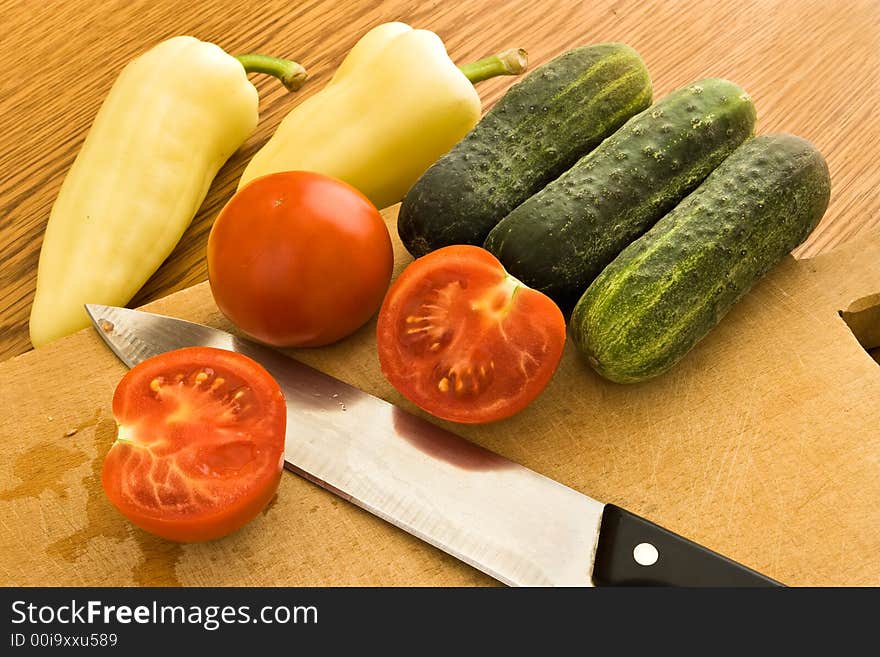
[235,54,308,92]
[459,48,528,84]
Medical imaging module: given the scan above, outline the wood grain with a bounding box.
[1,208,879,587]
[1,0,879,361]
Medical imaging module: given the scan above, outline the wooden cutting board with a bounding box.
[1,208,878,587]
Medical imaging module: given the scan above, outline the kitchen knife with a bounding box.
[85,304,781,587]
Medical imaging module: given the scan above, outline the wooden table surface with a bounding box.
[1,0,879,361]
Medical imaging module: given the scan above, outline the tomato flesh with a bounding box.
[102,347,286,542]
[377,246,566,424]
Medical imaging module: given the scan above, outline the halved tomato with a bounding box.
[376,245,566,424]
[102,347,286,542]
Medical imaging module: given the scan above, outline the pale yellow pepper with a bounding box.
[238,22,527,209]
[29,36,305,347]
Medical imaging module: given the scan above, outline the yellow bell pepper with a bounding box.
[29,36,305,348]
[238,22,527,209]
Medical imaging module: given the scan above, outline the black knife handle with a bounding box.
[591,505,783,587]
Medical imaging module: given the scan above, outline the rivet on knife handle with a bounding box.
[591,505,783,587]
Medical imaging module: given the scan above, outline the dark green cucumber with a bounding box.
[485,78,757,309]
[571,134,831,384]
[398,43,652,258]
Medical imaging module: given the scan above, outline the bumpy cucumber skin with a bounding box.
[397,43,652,258]
[485,78,757,309]
[571,134,831,384]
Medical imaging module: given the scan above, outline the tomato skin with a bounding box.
[102,347,286,542]
[376,245,566,424]
[207,171,394,348]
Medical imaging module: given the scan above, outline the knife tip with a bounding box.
[83,303,102,324]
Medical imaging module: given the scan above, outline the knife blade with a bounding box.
[85,304,781,587]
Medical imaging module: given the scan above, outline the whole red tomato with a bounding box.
[208,171,394,347]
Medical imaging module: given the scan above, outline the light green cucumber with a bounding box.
[571,134,831,383]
